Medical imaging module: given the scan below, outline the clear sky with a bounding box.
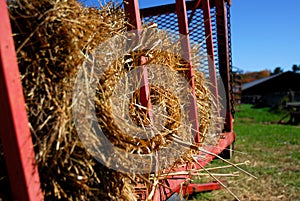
[81,0,300,73]
[229,0,300,73]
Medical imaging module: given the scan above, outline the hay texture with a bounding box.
[6,0,217,200]
[8,0,133,200]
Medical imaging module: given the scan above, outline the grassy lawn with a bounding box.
[190,104,300,201]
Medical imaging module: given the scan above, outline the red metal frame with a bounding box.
[0,0,234,200]
[0,1,43,201]
[188,0,201,25]
[124,0,142,30]
[124,1,159,198]
[139,0,231,17]
[215,0,233,132]
[140,1,204,17]
[174,182,222,195]
[151,131,235,200]
[175,0,200,143]
[124,0,152,110]
[126,0,235,200]
[139,0,233,131]
[202,0,220,117]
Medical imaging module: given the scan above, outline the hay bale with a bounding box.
[8,0,134,200]
[6,0,217,200]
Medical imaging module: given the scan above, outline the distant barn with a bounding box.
[241,71,300,107]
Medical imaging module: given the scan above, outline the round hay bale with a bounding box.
[7,0,217,200]
[8,0,134,200]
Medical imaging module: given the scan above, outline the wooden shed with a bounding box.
[241,71,300,107]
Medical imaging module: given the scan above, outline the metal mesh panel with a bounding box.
[141,5,226,82]
[142,7,219,79]
[210,6,219,75]
[142,13,179,38]
[187,9,207,73]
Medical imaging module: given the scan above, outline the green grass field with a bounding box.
[190,104,300,201]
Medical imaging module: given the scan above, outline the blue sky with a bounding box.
[81,0,300,73]
[230,0,300,72]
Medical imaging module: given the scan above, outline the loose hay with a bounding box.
[6,0,218,200]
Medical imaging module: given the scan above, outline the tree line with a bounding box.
[271,64,300,75]
[240,64,300,84]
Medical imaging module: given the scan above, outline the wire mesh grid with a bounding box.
[141,5,224,80]
[187,8,209,74]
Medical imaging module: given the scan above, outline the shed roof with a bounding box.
[242,71,300,95]
[242,73,283,91]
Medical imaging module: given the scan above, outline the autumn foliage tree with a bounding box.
[240,70,270,84]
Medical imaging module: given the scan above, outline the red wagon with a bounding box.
[0,0,236,200]
[124,1,236,199]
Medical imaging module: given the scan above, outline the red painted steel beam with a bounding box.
[215,0,233,132]
[202,0,220,117]
[176,0,200,143]
[124,1,159,200]
[160,131,235,199]
[188,0,202,24]
[140,0,232,17]
[126,1,236,200]
[124,0,153,116]
[198,131,235,167]
[155,1,236,199]
[124,0,142,30]
[174,182,222,195]
[140,1,203,17]
[165,132,235,174]
[0,1,43,201]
